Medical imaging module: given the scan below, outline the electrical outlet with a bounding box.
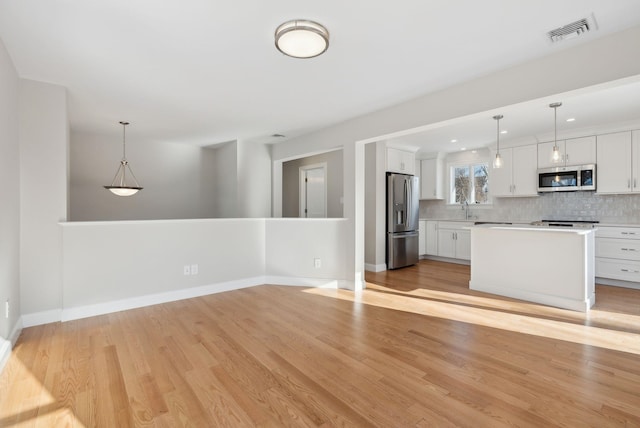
[314,258,321,268]
[183,265,191,275]
[191,264,198,275]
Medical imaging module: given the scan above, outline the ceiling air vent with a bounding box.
[547,16,596,43]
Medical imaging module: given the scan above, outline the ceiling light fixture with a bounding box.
[550,102,562,163]
[275,20,329,58]
[493,114,504,169]
[104,121,143,196]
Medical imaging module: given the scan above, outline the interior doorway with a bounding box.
[299,163,327,218]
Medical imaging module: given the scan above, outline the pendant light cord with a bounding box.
[554,105,557,147]
[496,116,500,150]
[120,121,129,161]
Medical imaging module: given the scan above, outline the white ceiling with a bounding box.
[387,78,640,155]
[1,1,640,147]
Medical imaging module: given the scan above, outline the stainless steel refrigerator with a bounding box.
[387,173,420,269]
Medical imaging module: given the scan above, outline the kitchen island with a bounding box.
[469,225,595,312]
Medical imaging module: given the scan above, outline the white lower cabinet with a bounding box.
[596,226,640,282]
[419,220,426,255]
[425,221,438,255]
[436,221,472,260]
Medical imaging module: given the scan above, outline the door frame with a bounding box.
[299,162,328,218]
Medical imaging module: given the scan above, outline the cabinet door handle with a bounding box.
[621,269,640,273]
[621,248,637,251]
[635,178,637,188]
[565,154,569,163]
[622,232,637,235]
[628,179,631,189]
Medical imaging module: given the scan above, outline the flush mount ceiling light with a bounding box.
[275,19,329,58]
[493,114,504,169]
[550,102,563,163]
[104,121,143,196]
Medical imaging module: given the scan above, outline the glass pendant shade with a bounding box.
[552,144,561,162]
[550,102,562,163]
[275,20,329,58]
[104,121,143,196]
[104,160,142,196]
[493,114,504,169]
[493,152,503,169]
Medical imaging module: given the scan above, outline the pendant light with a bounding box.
[104,121,143,196]
[275,20,329,58]
[493,114,504,169]
[550,102,562,163]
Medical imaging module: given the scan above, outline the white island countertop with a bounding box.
[469,224,595,312]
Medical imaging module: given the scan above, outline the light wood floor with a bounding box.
[1,260,640,427]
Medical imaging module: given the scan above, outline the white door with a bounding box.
[300,164,327,218]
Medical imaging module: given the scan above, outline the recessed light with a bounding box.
[450,139,457,143]
[500,130,508,134]
[566,118,576,122]
[471,150,477,154]
[460,148,466,151]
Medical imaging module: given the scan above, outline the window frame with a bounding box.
[447,161,491,206]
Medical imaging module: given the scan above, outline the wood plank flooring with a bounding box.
[1,259,640,427]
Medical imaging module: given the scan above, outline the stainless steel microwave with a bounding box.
[537,164,596,192]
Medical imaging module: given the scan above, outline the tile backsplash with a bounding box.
[420,192,640,224]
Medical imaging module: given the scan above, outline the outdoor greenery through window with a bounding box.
[450,163,489,204]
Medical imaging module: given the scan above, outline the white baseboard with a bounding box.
[0,318,23,376]
[265,276,340,288]
[22,309,62,328]
[20,275,349,327]
[422,255,471,266]
[596,277,640,290]
[0,337,11,374]
[364,263,386,272]
[60,276,265,323]
[9,317,22,346]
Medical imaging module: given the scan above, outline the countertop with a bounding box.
[419,218,640,227]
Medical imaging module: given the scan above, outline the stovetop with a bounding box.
[532,219,599,229]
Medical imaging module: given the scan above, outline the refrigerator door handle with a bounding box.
[404,179,409,228]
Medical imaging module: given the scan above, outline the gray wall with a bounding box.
[71,130,218,221]
[70,135,272,221]
[237,140,272,218]
[282,149,343,218]
[0,38,20,342]
[212,141,238,218]
[20,80,69,318]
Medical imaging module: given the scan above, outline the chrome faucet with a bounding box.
[462,200,470,220]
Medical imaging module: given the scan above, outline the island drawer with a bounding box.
[596,238,640,261]
[596,226,640,240]
[596,258,640,282]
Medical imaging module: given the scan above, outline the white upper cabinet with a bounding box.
[537,136,596,168]
[420,158,443,200]
[491,144,538,197]
[537,140,564,169]
[565,136,597,166]
[386,147,415,174]
[597,131,636,194]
